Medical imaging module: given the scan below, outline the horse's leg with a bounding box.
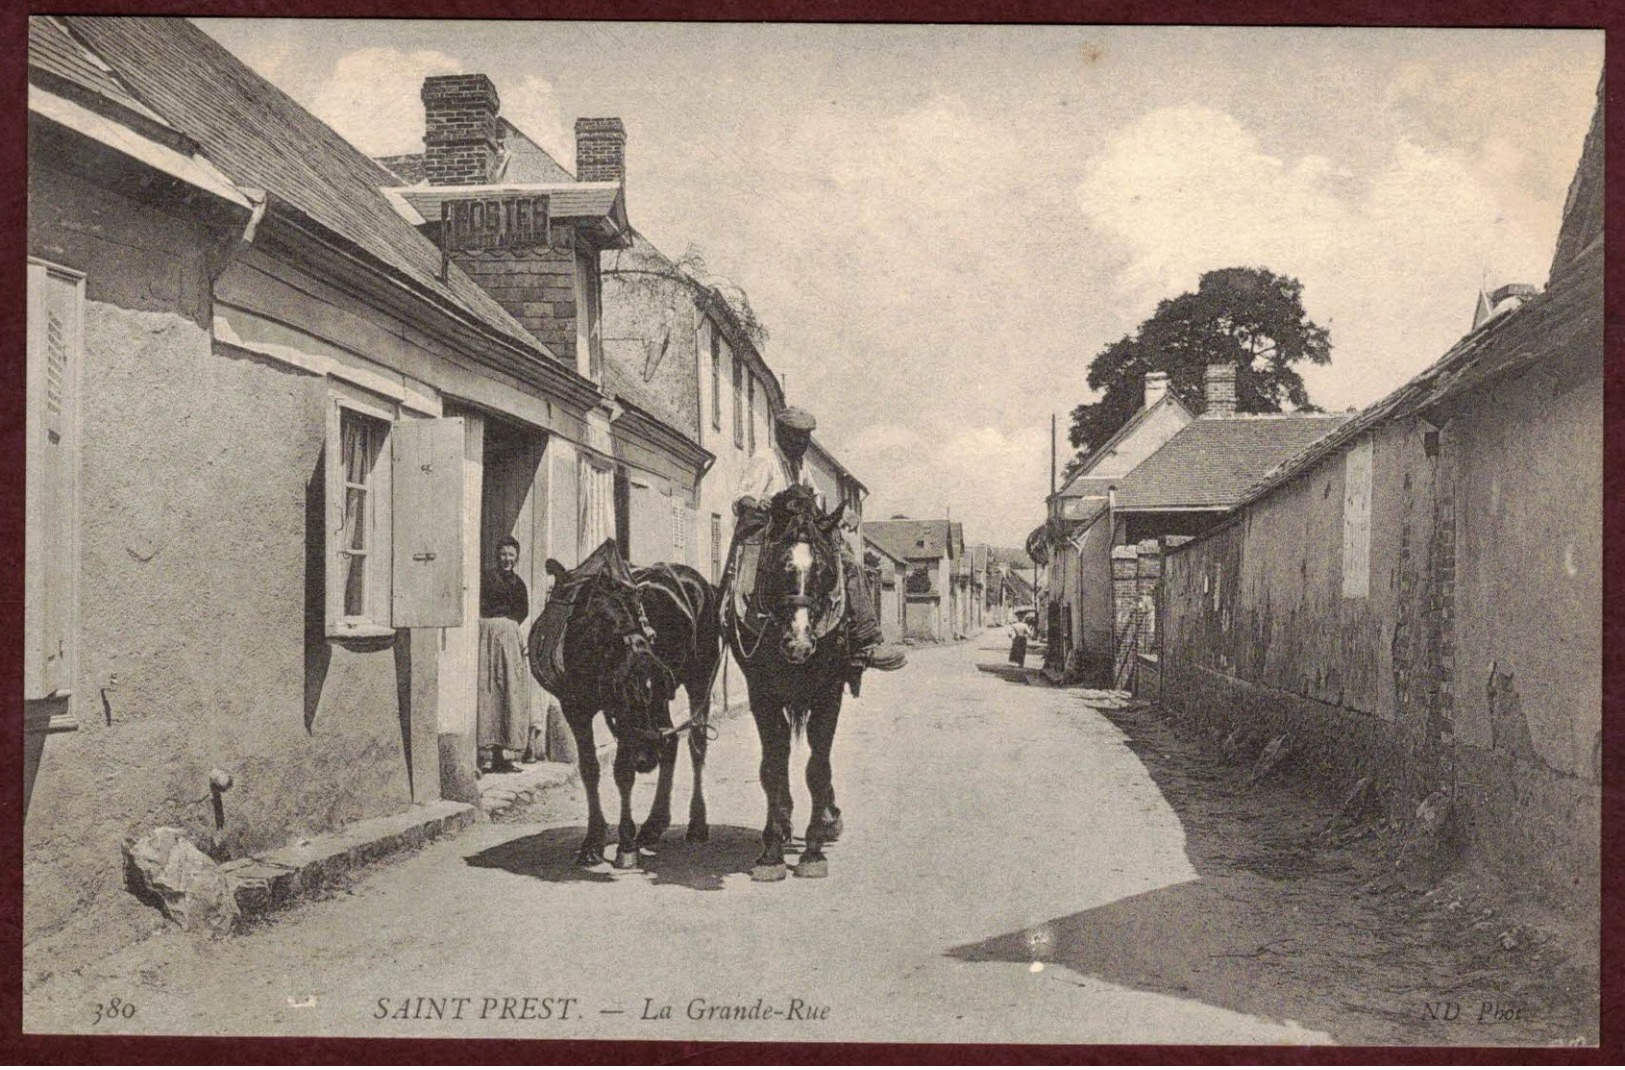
[637,729,680,847]
[567,706,607,866]
[685,683,712,842]
[797,686,844,878]
[612,744,642,869]
[750,694,792,881]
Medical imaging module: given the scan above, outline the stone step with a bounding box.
[219,801,476,918]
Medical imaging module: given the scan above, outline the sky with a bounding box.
[198,20,1602,547]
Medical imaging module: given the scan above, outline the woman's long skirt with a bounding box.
[1008,634,1028,667]
[478,616,530,753]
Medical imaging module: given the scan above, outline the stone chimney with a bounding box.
[422,74,502,186]
[1203,363,1236,417]
[1143,371,1169,409]
[575,117,626,185]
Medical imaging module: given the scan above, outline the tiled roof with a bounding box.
[63,17,547,358]
[30,16,172,132]
[375,152,424,184]
[1113,414,1350,510]
[601,356,676,432]
[1550,74,1603,282]
[1054,392,1194,498]
[865,519,955,562]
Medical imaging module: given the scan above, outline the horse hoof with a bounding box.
[793,858,829,879]
[825,817,844,843]
[750,862,788,882]
[686,824,710,843]
[614,847,641,870]
[636,828,667,848]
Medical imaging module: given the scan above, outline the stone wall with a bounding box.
[1159,329,1601,916]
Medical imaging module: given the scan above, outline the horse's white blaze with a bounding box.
[788,542,813,578]
[786,542,814,654]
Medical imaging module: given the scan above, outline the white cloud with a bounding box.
[503,74,572,167]
[854,422,1050,546]
[306,47,463,157]
[291,50,571,172]
[1075,105,1562,411]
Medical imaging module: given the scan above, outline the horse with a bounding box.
[532,542,719,869]
[724,484,854,881]
[624,561,724,847]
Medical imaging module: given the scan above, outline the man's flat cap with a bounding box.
[778,407,817,433]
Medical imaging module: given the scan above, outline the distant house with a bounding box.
[862,536,909,643]
[865,518,961,641]
[1041,363,1349,684]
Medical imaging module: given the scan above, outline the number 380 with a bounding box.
[92,997,136,1025]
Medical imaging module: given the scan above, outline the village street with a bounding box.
[23,640,1592,1047]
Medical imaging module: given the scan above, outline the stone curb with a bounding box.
[219,800,477,919]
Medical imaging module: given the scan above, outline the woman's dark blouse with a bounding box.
[480,568,529,623]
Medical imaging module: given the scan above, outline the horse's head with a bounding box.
[547,558,672,773]
[760,487,845,665]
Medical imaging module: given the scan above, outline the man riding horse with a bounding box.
[731,407,906,682]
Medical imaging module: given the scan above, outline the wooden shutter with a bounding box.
[26,263,82,701]
[392,417,466,627]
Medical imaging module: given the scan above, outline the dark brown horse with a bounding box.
[532,542,722,869]
[626,561,724,848]
[725,485,853,881]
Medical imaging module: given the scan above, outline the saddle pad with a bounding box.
[526,539,637,695]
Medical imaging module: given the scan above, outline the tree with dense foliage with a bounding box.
[1064,267,1331,477]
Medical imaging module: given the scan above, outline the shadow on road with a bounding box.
[464,824,766,891]
[945,702,1590,1046]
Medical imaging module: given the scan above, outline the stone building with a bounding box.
[23,16,663,955]
[1158,81,1603,918]
[1039,364,1346,685]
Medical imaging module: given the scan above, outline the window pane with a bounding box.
[342,416,375,484]
[342,551,367,616]
[344,488,367,550]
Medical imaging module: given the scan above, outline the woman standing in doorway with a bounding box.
[478,536,530,774]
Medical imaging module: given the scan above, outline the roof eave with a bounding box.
[256,198,605,413]
[29,82,255,215]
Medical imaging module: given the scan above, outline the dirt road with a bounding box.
[23,639,1595,1047]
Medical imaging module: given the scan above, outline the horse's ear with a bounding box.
[818,508,843,536]
[545,559,568,584]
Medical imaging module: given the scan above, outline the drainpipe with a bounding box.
[206,187,267,283]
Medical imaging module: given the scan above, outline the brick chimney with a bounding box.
[1203,363,1236,417]
[575,117,626,185]
[422,74,501,186]
[1143,371,1169,409]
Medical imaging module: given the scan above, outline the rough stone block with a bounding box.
[124,827,240,935]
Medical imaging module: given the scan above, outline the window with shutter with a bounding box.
[324,384,396,637]
[26,261,83,706]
